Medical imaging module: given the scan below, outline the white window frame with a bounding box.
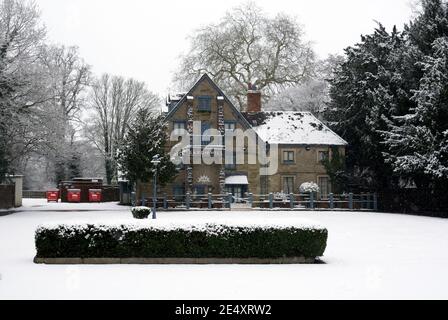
[282,150,296,164]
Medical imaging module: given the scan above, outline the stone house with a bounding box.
[139,74,347,201]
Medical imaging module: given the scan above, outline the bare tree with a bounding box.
[264,80,329,116]
[37,44,91,183]
[265,54,345,119]
[85,74,160,185]
[0,0,45,65]
[39,45,91,123]
[0,0,47,181]
[174,1,316,109]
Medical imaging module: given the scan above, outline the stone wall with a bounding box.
[140,78,262,198]
[267,145,346,194]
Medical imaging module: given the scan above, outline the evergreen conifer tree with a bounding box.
[327,24,407,190]
[117,108,177,189]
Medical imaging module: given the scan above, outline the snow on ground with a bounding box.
[1,199,448,300]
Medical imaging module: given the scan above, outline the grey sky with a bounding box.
[37,0,415,97]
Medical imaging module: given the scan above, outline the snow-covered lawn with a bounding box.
[1,199,448,300]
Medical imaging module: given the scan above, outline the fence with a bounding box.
[102,186,120,202]
[0,184,15,209]
[22,190,46,198]
[135,192,378,211]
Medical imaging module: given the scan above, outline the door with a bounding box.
[225,185,247,203]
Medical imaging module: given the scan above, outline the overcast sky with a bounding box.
[37,0,415,97]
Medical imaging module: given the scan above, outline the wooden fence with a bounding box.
[136,192,378,211]
[22,190,46,198]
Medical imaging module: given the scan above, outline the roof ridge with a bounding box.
[164,73,252,130]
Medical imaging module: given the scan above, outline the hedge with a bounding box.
[131,207,152,219]
[35,223,328,259]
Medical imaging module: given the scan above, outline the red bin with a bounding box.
[67,189,81,203]
[89,189,102,202]
[46,190,59,203]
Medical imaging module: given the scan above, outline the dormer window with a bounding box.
[173,121,186,133]
[198,96,212,112]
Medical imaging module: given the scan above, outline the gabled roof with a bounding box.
[242,111,348,146]
[165,74,253,130]
[165,74,347,147]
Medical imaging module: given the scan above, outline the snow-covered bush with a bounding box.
[274,192,288,201]
[35,223,328,260]
[131,206,152,219]
[299,182,320,194]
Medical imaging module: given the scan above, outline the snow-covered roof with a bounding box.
[225,175,249,185]
[168,92,187,102]
[243,111,348,146]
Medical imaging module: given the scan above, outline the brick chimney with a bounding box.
[247,83,261,113]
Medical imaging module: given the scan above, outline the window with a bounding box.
[173,185,185,202]
[195,185,206,195]
[318,176,331,199]
[173,121,186,133]
[198,96,212,112]
[224,121,236,132]
[201,122,211,145]
[318,151,329,163]
[193,185,207,199]
[225,151,237,170]
[283,151,295,164]
[283,177,295,194]
[174,150,185,171]
[224,121,236,153]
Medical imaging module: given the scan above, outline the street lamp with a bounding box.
[151,154,161,220]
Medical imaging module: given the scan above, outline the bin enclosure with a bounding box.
[89,189,102,202]
[46,190,59,203]
[67,189,81,203]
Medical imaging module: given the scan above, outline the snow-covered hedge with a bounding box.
[35,223,328,259]
[299,182,320,194]
[131,206,152,219]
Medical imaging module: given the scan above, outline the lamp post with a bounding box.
[151,154,161,220]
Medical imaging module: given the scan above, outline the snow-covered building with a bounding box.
[139,74,347,200]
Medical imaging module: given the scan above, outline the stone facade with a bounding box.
[267,145,346,196]
[138,74,347,200]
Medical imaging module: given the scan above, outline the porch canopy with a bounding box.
[225,175,249,185]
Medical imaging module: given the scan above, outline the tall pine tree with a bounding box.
[406,0,448,55]
[328,0,448,208]
[383,37,448,188]
[117,108,177,191]
[382,0,448,190]
[327,24,408,190]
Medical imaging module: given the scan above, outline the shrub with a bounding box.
[35,223,328,259]
[299,182,320,194]
[131,207,152,219]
